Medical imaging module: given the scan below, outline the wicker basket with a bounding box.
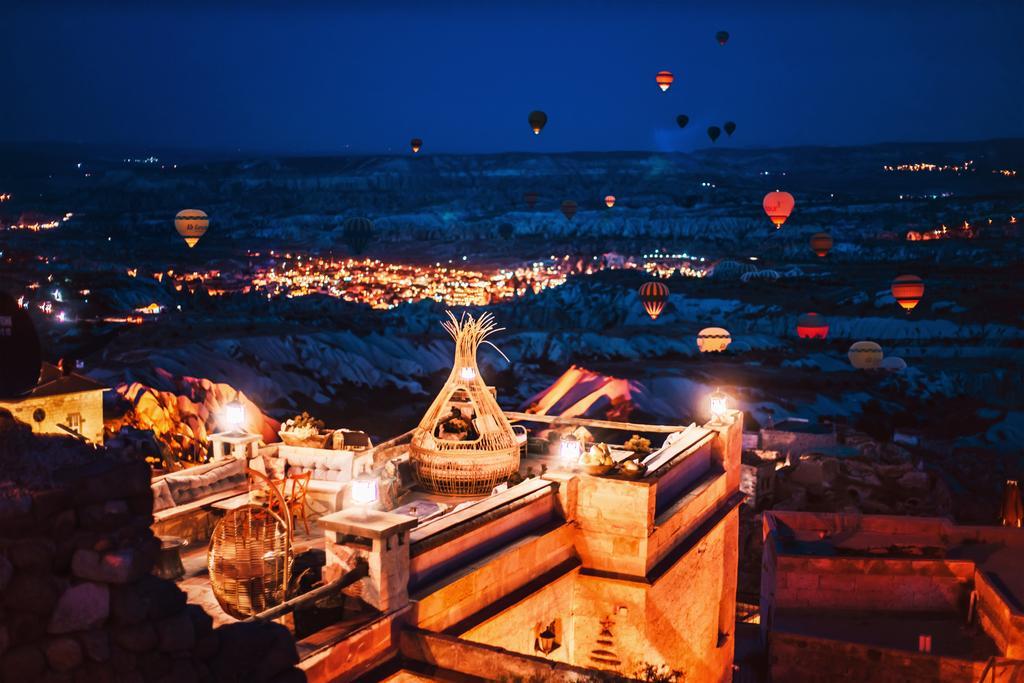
[581,464,614,476]
[279,431,329,448]
[208,469,292,620]
[410,444,520,496]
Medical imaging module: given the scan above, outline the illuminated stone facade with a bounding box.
[0,364,105,444]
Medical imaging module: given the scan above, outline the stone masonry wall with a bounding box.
[0,418,304,683]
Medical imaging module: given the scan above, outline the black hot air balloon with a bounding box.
[410,138,423,153]
[707,126,721,143]
[499,223,514,240]
[676,115,689,129]
[716,31,730,46]
[0,291,43,397]
[528,111,548,135]
[724,121,736,136]
[560,200,577,221]
[342,217,374,255]
[524,192,538,209]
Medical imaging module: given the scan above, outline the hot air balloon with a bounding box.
[848,341,883,369]
[1001,480,1023,527]
[810,232,833,257]
[524,192,538,209]
[676,115,689,129]
[716,31,730,46]
[560,200,577,221]
[655,70,674,92]
[604,195,616,208]
[707,126,721,143]
[697,327,732,353]
[528,111,548,134]
[880,356,907,372]
[175,209,209,248]
[638,282,669,320]
[342,217,374,255]
[762,191,795,228]
[891,274,924,312]
[410,138,422,153]
[0,291,42,397]
[724,121,736,136]
[796,313,829,339]
[499,223,514,240]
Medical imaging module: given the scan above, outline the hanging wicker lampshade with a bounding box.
[208,469,292,619]
[410,312,519,496]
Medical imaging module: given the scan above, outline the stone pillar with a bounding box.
[319,509,417,613]
[709,409,744,493]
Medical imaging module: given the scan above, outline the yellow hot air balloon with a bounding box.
[175,209,209,248]
[848,341,883,369]
[697,327,732,352]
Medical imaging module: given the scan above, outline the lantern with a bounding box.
[848,341,883,370]
[709,388,729,423]
[891,274,924,312]
[460,366,476,381]
[796,313,829,339]
[223,399,245,434]
[762,191,795,228]
[351,469,380,514]
[559,435,581,467]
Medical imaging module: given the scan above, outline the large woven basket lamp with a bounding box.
[208,468,292,619]
[409,311,520,496]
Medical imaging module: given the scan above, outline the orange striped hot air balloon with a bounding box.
[174,209,209,248]
[891,274,924,312]
[762,191,795,228]
[638,281,669,320]
[604,195,616,208]
[796,313,829,339]
[655,70,674,92]
[810,232,833,257]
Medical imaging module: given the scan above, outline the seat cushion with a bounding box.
[151,479,175,512]
[307,479,346,494]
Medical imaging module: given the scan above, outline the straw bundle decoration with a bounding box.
[410,311,520,496]
[208,468,292,619]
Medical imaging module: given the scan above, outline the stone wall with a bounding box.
[0,390,105,445]
[770,631,985,683]
[0,419,303,683]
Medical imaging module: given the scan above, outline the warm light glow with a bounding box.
[223,400,245,432]
[709,388,729,422]
[459,366,476,381]
[559,436,581,465]
[351,472,379,507]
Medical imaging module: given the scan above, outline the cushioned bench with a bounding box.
[151,457,248,543]
[260,444,370,516]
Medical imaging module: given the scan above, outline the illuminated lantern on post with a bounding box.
[410,138,423,153]
[351,467,380,518]
[560,200,577,221]
[638,281,670,320]
[810,232,833,257]
[604,195,616,208]
[848,341,883,369]
[175,209,209,248]
[762,191,795,228]
[697,327,732,353]
[559,435,581,468]
[655,70,674,92]
[796,313,829,339]
[708,387,730,423]
[891,274,924,312]
[528,110,548,134]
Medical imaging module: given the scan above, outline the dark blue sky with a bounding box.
[5,0,1022,155]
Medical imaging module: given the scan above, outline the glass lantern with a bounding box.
[709,388,729,423]
[559,435,581,467]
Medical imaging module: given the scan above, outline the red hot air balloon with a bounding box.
[891,274,924,312]
[716,31,730,46]
[604,195,616,208]
[655,70,674,92]
[524,192,538,209]
[410,138,422,153]
[638,282,670,320]
[810,232,833,257]
[762,191,795,228]
[560,200,578,221]
[796,312,829,339]
[528,110,548,134]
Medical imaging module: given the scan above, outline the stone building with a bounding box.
[761,510,1024,682]
[0,362,106,444]
[758,418,836,460]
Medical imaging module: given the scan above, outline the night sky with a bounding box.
[5,0,1023,155]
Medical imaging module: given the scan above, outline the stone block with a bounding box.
[112,623,157,653]
[0,555,11,592]
[71,548,149,584]
[9,539,56,572]
[4,572,59,614]
[49,582,110,634]
[80,629,110,663]
[157,611,195,652]
[46,636,83,672]
[1,644,46,681]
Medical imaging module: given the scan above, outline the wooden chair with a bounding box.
[282,472,312,536]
